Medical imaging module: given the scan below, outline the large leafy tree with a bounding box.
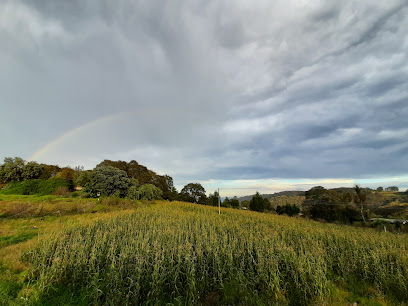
[21,161,43,180]
[39,164,61,179]
[56,167,77,182]
[0,157,25,183]
[128,184,163,200]
[180,183,207,204]
[75,170,92,187]
[85,166,131,197]
[0,157,43,183]
[249,192,270,212]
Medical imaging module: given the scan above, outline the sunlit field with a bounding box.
[1,198,408,305]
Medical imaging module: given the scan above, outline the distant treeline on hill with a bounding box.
[237,187,400,203]
[237,191,305,202]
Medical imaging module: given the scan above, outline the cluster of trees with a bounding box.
[222,197,240,208]
[0,157,241,205]
[0,157,56,183]
[268,195,304,209]
[378,186,399,192]
[0,157,90,184]
[74,160,178,201]
[0,158,176,201]
[81,163,178,201]
[302,186,368,224]
[2,157,404,222]
[276,204,300,216]
[177,183,240,208]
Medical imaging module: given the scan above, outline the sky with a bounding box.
[1,0,408,196]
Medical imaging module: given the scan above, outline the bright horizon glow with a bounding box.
[189,177,408,198]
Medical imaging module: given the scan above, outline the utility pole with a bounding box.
[218,188,220,215]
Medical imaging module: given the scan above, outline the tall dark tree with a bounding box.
[222,197,231,208]
[230,197,240,208]
[179,183,207,204]
[249,192,267,212]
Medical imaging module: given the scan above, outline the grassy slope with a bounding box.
[0,196,407,305]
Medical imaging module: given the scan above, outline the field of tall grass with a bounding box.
[11,202,406,305]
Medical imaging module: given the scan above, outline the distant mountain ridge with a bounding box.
[237,191,305,202]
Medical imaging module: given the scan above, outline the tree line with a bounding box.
[1,157,405,225]
[0,157,176,200]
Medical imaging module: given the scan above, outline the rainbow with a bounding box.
[28,112,131,162]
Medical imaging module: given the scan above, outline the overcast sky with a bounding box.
[1,0,408,196]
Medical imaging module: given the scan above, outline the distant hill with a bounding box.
[237,191,305,202]
[237,188,376,202]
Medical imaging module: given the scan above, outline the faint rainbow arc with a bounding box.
[28,112,131,162]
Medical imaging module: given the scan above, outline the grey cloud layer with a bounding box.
[0,0,407,182]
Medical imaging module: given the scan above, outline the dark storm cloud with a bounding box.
[1,0,407,187]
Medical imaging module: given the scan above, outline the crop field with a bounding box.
[1,198,408,305]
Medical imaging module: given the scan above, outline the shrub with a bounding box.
[52,186,71,196]
[128,184,162,200]
[276,204,300,216]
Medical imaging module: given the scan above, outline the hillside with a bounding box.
[237,190,305,202]
[239,189,408,218]
[1,195,407,305]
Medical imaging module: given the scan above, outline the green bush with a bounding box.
[276,204,301,216]
[128,184,162,200]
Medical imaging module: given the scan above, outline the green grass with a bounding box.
[0,179,72,196]
[0,232,38,249]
